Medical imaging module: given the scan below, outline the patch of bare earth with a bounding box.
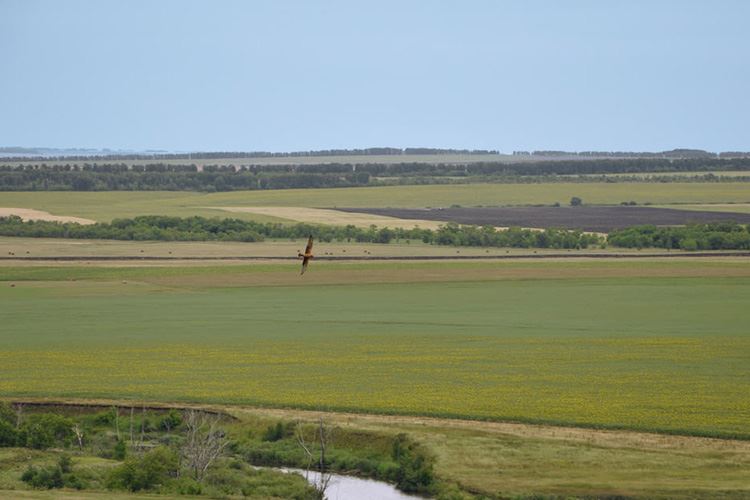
[209,205,449,230]
[0,207,95,225]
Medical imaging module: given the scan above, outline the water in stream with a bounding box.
[275,466,425,500]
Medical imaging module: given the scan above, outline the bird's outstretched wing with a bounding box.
[304,235,314,254]
[301,257,310,275]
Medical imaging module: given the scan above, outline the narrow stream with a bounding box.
[270,466,425,500]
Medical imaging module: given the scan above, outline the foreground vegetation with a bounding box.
[0,402,437,498]
[1,400,750,499]
[1,260,748,438]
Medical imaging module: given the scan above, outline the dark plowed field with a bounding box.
[338,206,750,232]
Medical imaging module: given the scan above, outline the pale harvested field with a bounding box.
[0,236,674,261]
[657,202,750,214]
[571,170,750,178]
[211,205,448,229]
[0,207,95,224]
[3,258,748,288]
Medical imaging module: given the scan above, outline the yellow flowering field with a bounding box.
[1,261,748,437]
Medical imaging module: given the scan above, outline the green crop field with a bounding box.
[2,182,750,223]
[2,259,749,438]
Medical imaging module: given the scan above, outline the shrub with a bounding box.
[175,476,203,495]
[392,433,436,494]
[262,422,287,442]
[570,196,583,206]
[112,439,127,460]
[0,402,15,425]
[17,413,74,449]
[58,454,72,473]
[107,446,178,492]
[0,420,18,447]
[159,409,182,432]
[21,465,64,489]
[21,460,83,490]
[92,408,117,426]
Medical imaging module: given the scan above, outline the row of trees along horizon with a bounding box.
[1,157,750,191]
[2,146,749,162]
[1,215,748,250]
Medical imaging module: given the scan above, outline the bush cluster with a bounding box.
[608,222,750,250]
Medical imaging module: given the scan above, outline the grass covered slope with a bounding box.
[1,260,749,438]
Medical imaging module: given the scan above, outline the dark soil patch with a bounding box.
[338,206,750,232]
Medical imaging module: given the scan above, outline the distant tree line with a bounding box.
[0,215,603,249]
[608,222,750,250]
[2,157,750,191]
[0,147,500,163]
[7,147,750,163]
[0,168,370,191]
[522,149,736,159]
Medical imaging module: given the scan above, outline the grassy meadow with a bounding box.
[2,182,750,223]
[0,236,673,260]
[2,259,749,438]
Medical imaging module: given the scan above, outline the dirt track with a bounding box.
[2,251,749,262]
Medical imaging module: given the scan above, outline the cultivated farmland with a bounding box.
[340,205,750,232]
[2,259,749,439]
[2,182,750,224]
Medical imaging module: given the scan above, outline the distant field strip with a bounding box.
[340,206,750,232]
[210,206,448,229]
[1,260,749,437]
[1,182,749,223]
[656,203,750,214]
[0,207,95,225]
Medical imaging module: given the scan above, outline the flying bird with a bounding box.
[298,235,314,275]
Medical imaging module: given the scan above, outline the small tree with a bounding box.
[72,424,84,451]
[295,417,333,498]
[181,410,228,482]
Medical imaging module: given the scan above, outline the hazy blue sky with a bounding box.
[1,0,748,152]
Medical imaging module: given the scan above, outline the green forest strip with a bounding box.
[0,215,602,249]
[2,157,750,190]
[2,215,750,250]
